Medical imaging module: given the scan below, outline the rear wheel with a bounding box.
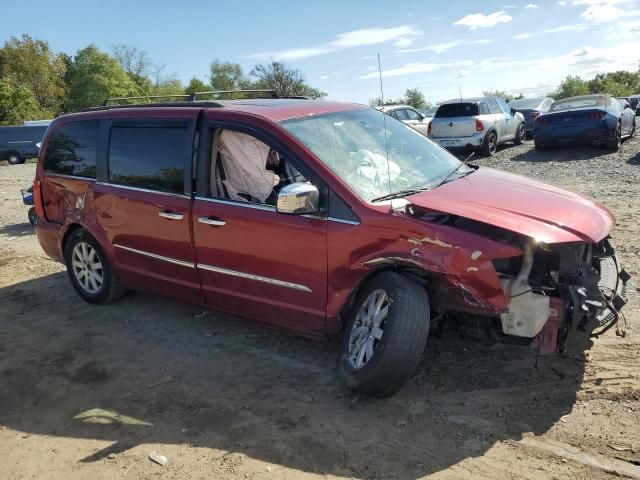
[514,123,526,145]
[27,207,37,226]
[631,119,636,138]
[7,152,22,165]
[64,228,126,304]
[339,272,430,398]
[481,131,497,157]
[607,125,621,151]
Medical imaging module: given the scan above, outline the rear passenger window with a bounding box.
[44,121,99,178]
[479,103,490,115]
[108,126,187,194]
[487,100,501,114]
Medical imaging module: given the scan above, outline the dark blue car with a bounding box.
[0,125,48,164]
[509,97,553,137]
[534,94,636,152]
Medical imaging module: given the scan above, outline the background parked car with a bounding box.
[379,105,431,136]
[534,94,635,152]
[427,96,526,157]
[0,125,48,164]
[509,97,554,138]
[418,106,438,118]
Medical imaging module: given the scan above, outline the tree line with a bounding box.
[0,34,326,125]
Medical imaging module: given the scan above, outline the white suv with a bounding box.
[428,96,526,156]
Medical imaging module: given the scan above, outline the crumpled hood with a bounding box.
[407,167,614,244]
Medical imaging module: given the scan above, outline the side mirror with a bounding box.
[510,107,517,116]
[276,182,320,215]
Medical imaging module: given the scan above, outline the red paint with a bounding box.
[34,101,617,339]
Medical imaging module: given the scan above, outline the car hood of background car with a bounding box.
[407,167,614,244]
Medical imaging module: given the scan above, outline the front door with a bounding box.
[192,122,328,335]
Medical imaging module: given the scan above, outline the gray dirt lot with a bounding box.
[0,139,639,480]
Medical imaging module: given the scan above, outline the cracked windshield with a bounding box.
[281,107,462,202]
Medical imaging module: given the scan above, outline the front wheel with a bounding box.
[481,132,498,157]
[64,228,126,304]
[339,272,430,398]
[27,207,37,226]
[514,123,526,145]
[7,152,22,165]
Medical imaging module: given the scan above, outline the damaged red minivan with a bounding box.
[34,95,630,397]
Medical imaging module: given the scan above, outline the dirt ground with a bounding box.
[1,138,639,480]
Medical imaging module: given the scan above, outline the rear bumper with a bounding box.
[534,127,611,146]
[429,133,485,151]
[35,220,63,263]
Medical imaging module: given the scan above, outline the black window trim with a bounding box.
[43,119,100,179]
[104,117,196,195]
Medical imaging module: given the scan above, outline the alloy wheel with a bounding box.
[489,134,497,155]
[71,242,104,294]
[348,289,390,369]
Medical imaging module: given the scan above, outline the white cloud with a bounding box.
[572,0,632,5]
[319,75,329,80]
[398,38,494,54]
[453,10,512,30]
[580,3,640,23]
[525,3,539,8]
[245,25,422,60]
[360,60,473,79]
[394,38,414,48]
[455,70,469,79]
[513,32,534,39]
[558,0,566,5]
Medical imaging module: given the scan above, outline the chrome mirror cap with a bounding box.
[276,182,320,215]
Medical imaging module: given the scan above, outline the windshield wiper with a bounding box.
[433,152,476,189]
[371,188,430,203]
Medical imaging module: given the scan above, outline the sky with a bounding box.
[1,0,639,104]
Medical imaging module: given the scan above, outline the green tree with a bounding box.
[586,71,640,97]
[250,60,326,99]
[550,75,589,99]
[153,78,184,96]
[209,59,246,91]
[482,89,515,102]
[0,34,67,116]
[185,77,209,95]
[0,79,47,125]
[403,88,429,109]
[66,45,137,110]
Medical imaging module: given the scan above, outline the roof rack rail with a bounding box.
[104,89,279,106]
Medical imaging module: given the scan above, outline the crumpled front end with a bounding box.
[492,238,630,351]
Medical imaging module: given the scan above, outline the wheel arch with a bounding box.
[338,265,429,333]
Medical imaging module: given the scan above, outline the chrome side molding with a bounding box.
[197,263,312,293]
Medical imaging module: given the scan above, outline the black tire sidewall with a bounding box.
[64,229,114,304]
[28,207,37,225]
[339,272,430,397]
[483,132,497,156]
[515,124,525,145]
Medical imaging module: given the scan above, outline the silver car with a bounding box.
[428,96,526,156]
[379,105,431,136]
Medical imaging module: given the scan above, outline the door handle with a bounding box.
[198,216,226,226]
[159,210,184,220]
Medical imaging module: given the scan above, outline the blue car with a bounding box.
[509,97,553,137]
[533,94,636,152]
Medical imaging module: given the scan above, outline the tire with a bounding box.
[607,125,621,151]
[534,141,547,152]
[27,207,37,226]
[631,120,636,138]
[64,228,126,304]
[7,152,22,165]
[481,131,498,157]
[339,271,430,398]
[514,123,526,145]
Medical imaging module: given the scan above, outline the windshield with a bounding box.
[280,107,461,203]
[435,103,479,117]
[509,98,543,109]
[550,96,604,111]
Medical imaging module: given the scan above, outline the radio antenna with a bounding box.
[377,53,393,208]
[458,84,463,101]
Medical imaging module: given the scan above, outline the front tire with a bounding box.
[27,207,37,226]
[64,228,126,304]
[514,123,526,145]
[481,131,498,157]
[7,152,22,165]
[339,272,430,398]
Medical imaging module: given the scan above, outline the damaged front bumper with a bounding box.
[496,238,630,352]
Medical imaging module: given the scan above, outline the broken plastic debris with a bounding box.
[149,451,168,466]
[470,250,482,260]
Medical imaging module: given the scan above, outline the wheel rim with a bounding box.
[71,242,104,294]
[519,125,526,142]
[348,289,390,369]
[489,134,497,154]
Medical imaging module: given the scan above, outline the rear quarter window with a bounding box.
[435,103,479,117]
[108,126,188,194]
[43,121,99,178]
